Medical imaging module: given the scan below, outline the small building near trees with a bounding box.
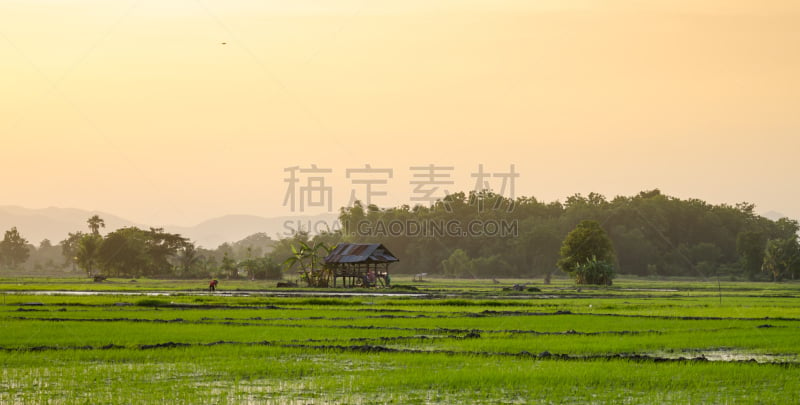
[323,243,399,287]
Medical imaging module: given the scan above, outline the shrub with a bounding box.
[573,256,614,285]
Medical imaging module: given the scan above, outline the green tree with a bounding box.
[201,255,218,277]
[144,227,189,275]
[514,219,562,278]
[737,231,767,280]
[75,234,103,277]
[87,215,105,235]
[686,242,722,277]
[97,228,149,277]
[472,255,515,278]
[240,256,282,280]
[557,220,616,284]
[176,243,203,278]
[608,225,660,276]
[220,252,238,279]
[441,249,475,278]
[25,238,66,273]
[0,227,31,269]
[60,231,85,271]
[773,218,800,239]
[761,237,800,281]
[231,232,275,259]
[95,227,188,278]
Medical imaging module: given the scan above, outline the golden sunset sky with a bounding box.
[2,1,799,226]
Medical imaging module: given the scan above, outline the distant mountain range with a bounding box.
[0,206,338,248]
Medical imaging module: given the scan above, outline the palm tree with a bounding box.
[87,215,105,236]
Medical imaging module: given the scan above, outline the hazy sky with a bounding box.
[2,1,799,226]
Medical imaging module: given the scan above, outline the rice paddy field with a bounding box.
[1,276,799,404]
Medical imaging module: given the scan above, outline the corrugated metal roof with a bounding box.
[324,243,399,264]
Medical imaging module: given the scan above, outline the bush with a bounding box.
[573,256,614,285]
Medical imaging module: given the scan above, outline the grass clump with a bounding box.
[135,299,169,307]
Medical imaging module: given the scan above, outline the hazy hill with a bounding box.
[0,206,140,245]
[0,206,338,248]
[166,213,339,248]
[761,210,788,222]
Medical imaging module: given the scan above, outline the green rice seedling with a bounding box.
[2,277,799,403]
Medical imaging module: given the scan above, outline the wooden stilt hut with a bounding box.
[324,243,399,288]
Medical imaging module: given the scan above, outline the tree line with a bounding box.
[1,189,799,282]
[3,215,281,280]
[336,189,799,281]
